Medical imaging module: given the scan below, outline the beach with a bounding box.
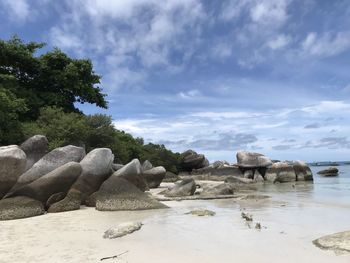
[1,166,349,263]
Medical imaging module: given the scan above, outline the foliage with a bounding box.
[0,36,107,120]
[22,107,181,173]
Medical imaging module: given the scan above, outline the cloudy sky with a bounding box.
[1,0,350,162]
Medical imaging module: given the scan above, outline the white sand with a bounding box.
[1,186,350,263]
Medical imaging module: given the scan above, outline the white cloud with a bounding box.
[1,0,30,22]
[267,34,291,50]
[250,0,289,27]
[302,31,350,58]
[178,89,201,99]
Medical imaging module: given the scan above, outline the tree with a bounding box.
[0,36,107,120]
[0,84,27,145]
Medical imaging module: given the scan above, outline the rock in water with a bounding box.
[115,159,148,192]
[313,231,350,253]
[164,178,196,197]
[265,162,296,183]
[0,196,45,220]
[292,161,313,181]
[7,145,85,194]
[47,189,81,213]
[141,160,153,172]
[236,151,272,168]
[96,177,167,211]
[103,222,143,239]
[0,145,26,198]
[143,166,166,188]
[186,209,216,216]
[317,167,339,177]
[6,162,82,204]
[70,148,114,202]
[20,135,48,171]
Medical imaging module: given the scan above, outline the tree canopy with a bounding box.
[0,36,107,120]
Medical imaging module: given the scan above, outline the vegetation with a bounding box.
[0,36,181,173]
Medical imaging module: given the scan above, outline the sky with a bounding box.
[1,0,350,163]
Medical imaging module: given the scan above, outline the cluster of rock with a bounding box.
[179,150,209,172]
[0,135,168,220]
[191,151,313,183]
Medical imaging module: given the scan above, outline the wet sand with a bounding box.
[1,182,350,263]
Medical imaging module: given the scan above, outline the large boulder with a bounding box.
[20,135,48,171]
[6,162,82,204]
[0,145,26,198]
[164,178,196,197]
[0,196,45,220]
[163,171,180,182]
[115,159,148,192]
[143,166,166,188]
[265,162,296,183]
[236,151,272,168]
[212,160,230,169]
[292,161,313,181]
[141,160,153,172]
[317,167,339,177]
[70,148,114,202]
[47,189,81,213]
[180,150,209,172]
[7,145,85,195]
[96,177,167,211]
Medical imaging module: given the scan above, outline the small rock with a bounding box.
[317,167,339,177]
[255,223,261,230]
[186,209,216,216]
[103,222,143,239]
[313,231,350,253]
[241,212,253,221]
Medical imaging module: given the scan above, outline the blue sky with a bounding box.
[1,0,350,162]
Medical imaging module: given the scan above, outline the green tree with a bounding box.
[0,36,107,120]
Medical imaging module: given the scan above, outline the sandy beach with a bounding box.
[1,179,350,263]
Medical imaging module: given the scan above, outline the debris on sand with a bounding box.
[241,212,253,221]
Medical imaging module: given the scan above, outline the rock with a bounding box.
[241,212,253,221]
[143,166,166,188]
[265,162,296,183]
[317,167,339,177]
[313,231,350,253]
[185,209,216,216]
[70,148,114,202]
[225,176,254,184]
[163,171,180,182]
[201,183,233,196]
[192,165,243,177]
[255,223,261,230]
[253,170,265,183]
[164,178,196,197]
[141,160,153,171]
[85,192,98,207]
[180,150,208,172]
[115,159,148,192]
[6,162,82,204]
[96,177,167,211]
[46,192,66,209]
[7,145,85,194]
[236,151,272,168]
[243,170,254,179]
[212,161,230,169]
[20,135,48,171]
[0,145,26,198]
[292,161,313,181]
[47,189,81,213]
[103,222,143,239]
[112,163,124,171]
[0,196,45,220]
